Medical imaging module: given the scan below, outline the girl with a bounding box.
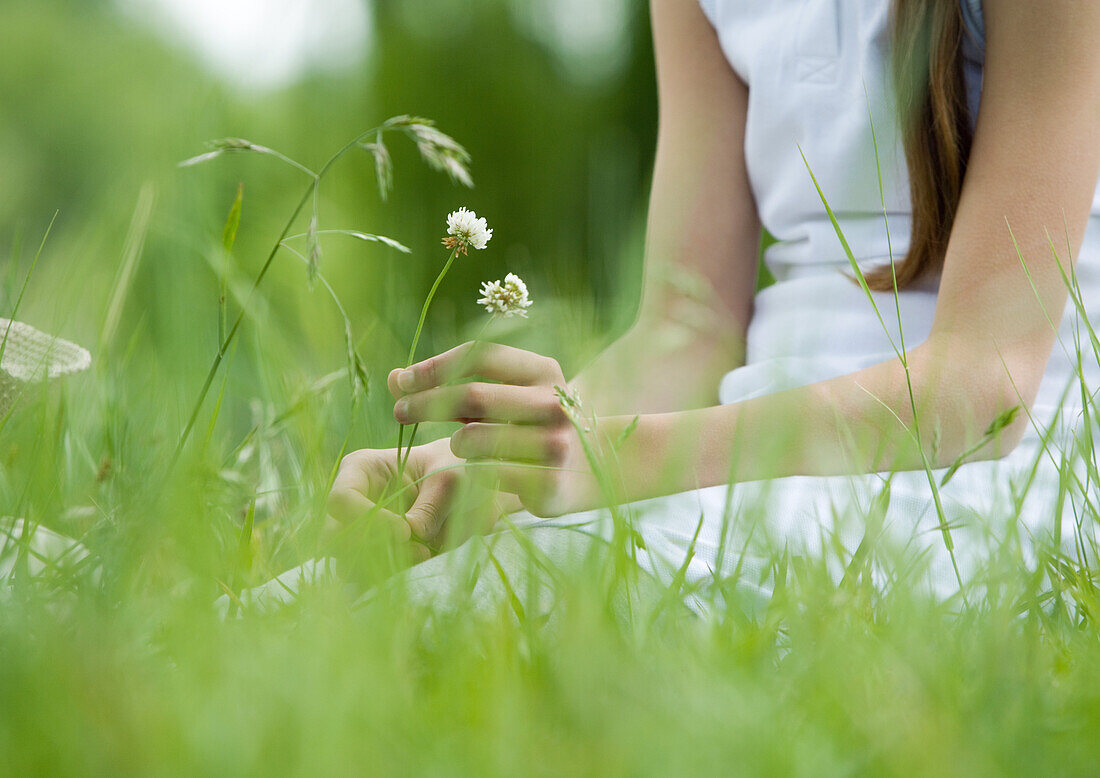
[324,0,1100,612]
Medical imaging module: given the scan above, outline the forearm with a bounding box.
[573,312,743,416]
[575,0,759,416]
[572,147,755,415]
[571,161,755,415]
[596,337,1028,503]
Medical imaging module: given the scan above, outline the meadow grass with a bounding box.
[2,126,1100,777]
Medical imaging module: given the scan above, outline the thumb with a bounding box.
[405,473,455,545]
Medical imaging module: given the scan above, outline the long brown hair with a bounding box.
[865,0,974,291]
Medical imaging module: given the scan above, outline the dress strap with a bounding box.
[959,0,986,52]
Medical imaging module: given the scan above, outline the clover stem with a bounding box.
[395,247,460,474]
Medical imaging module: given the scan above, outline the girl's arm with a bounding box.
[390,0,1100,518]
[328,0,758,537]
[573,0,760,416]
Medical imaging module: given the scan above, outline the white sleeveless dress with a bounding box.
[233,0,1100,616]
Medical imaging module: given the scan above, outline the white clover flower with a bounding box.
[442,207,492,254]
[478,273,533,318]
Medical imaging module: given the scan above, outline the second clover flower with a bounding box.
[478,273,533,318]
[443,207,493,254]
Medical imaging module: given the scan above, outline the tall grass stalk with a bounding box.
[799,145,966,592]
[0,214,57,436]
[173,117,471,464]
[100,185,155,353]
[394,245,461,472]
[1,212,57,366]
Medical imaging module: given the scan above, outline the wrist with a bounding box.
[590,411,700,504]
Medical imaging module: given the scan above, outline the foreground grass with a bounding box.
[2,539,1100,776]
[2,179,1100,776]
[2,363,1100,776]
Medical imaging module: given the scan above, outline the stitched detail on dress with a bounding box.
[797,57,840,84]
[796,0,841,85]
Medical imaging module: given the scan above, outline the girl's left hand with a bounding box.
[388,342,599,518]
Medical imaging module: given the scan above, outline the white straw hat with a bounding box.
[0,318,91,415]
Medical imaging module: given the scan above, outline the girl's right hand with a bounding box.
[326,437,510,563]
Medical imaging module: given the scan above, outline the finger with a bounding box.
[328,471,412,542]
[466,460,544,495]
[334,447,398,486]
[404,471,456,544]
[409,542,432,565]
[394,383,563,425]
[464,460,569,518]
[394,342,562,395]
[324,510,430,566]
[450,422,570,464]
[326,492,412,543]
[322,514,343,541]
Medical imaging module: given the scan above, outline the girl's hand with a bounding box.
[326,437,506,563]
[389,342,601,518]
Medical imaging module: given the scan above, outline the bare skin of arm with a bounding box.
[574,0,760,416]
[385,0,1100,520]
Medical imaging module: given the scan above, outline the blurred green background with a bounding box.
[8,8,1100,777]
[0,0,657,452]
